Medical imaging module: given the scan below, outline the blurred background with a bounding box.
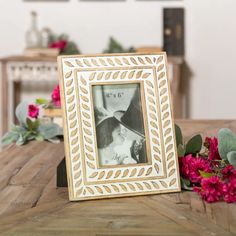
[0,0,236,138]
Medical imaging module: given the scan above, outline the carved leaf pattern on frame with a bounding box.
[62,54,179,198]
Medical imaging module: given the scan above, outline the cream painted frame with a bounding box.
[58,53,180,201]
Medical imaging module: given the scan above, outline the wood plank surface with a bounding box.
[0,61,9,136]
[0,55,57,62]
[0,120,235,236]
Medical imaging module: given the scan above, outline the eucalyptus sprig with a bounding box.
[175,124,203,158]
[218,128,236,168]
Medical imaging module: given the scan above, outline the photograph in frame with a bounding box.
[58,53,180,201]
[92,83,148,167]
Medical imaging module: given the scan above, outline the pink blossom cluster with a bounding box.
[49,40,67,53]
[179,154,212,183]
[51,85,61,107]
[28,85,61,120]
[179,137,236,203]
[28,104,39,119]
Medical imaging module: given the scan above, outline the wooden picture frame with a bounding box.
[58,53,180,201]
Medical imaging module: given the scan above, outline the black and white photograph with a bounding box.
[92,83,148,167]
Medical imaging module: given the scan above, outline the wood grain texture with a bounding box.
[0,61,8,136]
[0,55,57,63]
[0,120,235,235]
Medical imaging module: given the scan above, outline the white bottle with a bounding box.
[41,28,51,48]
[25,11,41,49]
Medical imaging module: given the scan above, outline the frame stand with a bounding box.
[57,158,68,187]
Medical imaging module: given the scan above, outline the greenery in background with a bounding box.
[49,33,80,55]
[1,102,63,146]
[49,35,134,55]
[35,84,61,109]
[35,98,54,108]
[103,37,135,54]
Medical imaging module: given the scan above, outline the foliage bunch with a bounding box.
[176,125,236,203]
[1,102,63,146]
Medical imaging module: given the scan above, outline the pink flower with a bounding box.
[223,179,236,203]
[205,137,221,161]
[221,165,236,181]
[179,155,193,180]
[49,40,67,52]
[28,104,39,119]
[223,180,236,203]
[194,176,223,203]
[190,157,212,183]
[51,85,61,107]
[179,154,212,183]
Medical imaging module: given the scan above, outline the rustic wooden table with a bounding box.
[0,120,235,236]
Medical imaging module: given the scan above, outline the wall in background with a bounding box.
[0,0,236,121]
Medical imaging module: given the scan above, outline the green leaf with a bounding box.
[62,41,80,55]
[35,134,44,141]
[218,128,236,160]
[12,125,27,133]
[185,134,202,155]
[199,170,214,178]
[47,137,61,144]
[15,101,28,125]
[103,37,133,54]
[31,120,40,131]
[175,124,183,147]
[1,132,18,146]
[36,98,48,105]
[26,118,40,131]
[38,123,63,140]
[177,144,186,157]
[226,151,236,168]
[26,135,36,141]
[26,118,34,131]
[15,134,26,146]
[180,177,193,191]
[22,130,36,141]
